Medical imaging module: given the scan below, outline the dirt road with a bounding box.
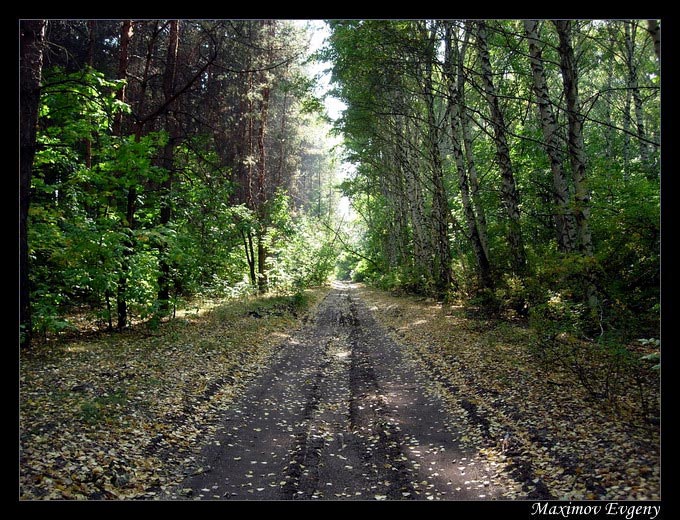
[171,283,507,500]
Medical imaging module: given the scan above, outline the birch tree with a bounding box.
[554,20,597,307]
[475,20,527,276]
[444,21,493,289]
[421,21,453,294]
[523,19,577,253]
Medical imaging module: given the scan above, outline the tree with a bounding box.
[157,20,180,312]
[23,19,659,349]
[554,20,596,307]
[553,22,593,256]
[419,21,453,294]
[475,20,527,277]
[113,20,134,330]
[20,19,47,348]
[443,21,493,289]
[329,18,658,339]
[646,20,660,62]
[621,20,653,171]
[523,19,577,253]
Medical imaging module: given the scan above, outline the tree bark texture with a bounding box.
[646,19,660,61]
[158,20,180,311]
[422,28,453,295]
[554,20,593,257]
[444,22,493,290]
[524,19,577,254]
[20,19,47,348]
[476,20,527,276]
[554,20,598,309]
[624,21,651,167]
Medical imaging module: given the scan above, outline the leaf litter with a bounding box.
[357,286,660,501]
[19,288,330,500]
[21,283,659,501]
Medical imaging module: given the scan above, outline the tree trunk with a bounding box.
[476,20,527,276]
[246,71,255,209]
[158,20,180,312]
[524,19,577,253]
[601,29,615,162]
[423,27,453,295]
[253,20,275,294]
[257,232,268,294]
[243,230,257,286]
[646,19,660,60]
[624,21,651,167]
[255,83,270,294]
[444,22,493,290]
[461,101,489,261]
[276,83,288,189]
[111,20,134,329]
[554,21,593,256]
[20,19,47,349]
[256,84,270,209]
[397,113,430,283]
[554,20,597,308]
[623,80,632,179]
[85,20,96,169]
[456,25,489,261]
[382,147,410,272]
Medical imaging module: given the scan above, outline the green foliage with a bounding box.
[26,20,659,360]
[266,193,339,292]
[638,338,660,371]
[529,322,644,403]
[328,20,659,395]
[334,250,358,281]
[29,57,343,339]
[29,66,170,333]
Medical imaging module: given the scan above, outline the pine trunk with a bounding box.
[158,20,180,312]
[114,20,134,329]
[257,232,268,294]
[255,86,270,294]
[20,19,47,349]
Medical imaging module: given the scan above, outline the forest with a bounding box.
[19,19,660,502]
[20,20,349,345]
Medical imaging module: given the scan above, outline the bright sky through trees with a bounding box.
[296,20,353,220]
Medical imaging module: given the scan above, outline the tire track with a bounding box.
[170,283,509,500]
[348,306,416,499]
